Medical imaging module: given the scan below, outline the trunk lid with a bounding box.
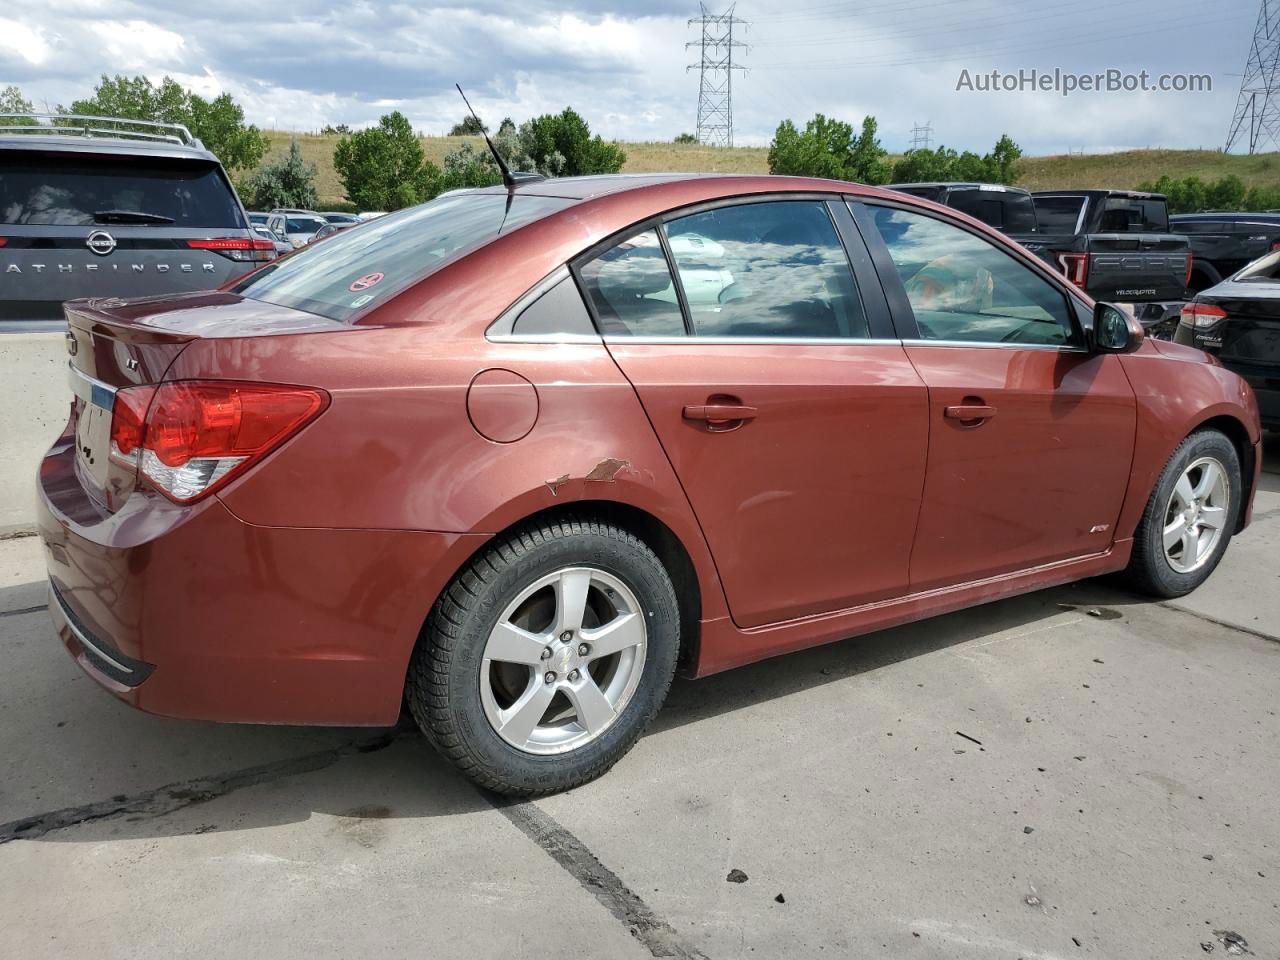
[1197,281,1280,367]
[62,293,343,510]
[1082,233,1191,303]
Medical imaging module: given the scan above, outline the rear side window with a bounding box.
[1032,196,1086,233]
[947,189,1037,234]
[0,153,242,227]
[233,192,572,322]
[664,200,867,338]
[579,230,686,336]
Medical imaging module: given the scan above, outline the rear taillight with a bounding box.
[1185,255,1194,288]
[1271,240,1280,252]
[0,238,7,247]
[187,237,277,262]
[1179,302,1228,329]
[1058,252,1089,287]
[109,381,327,503]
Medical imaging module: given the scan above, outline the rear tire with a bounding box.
[406,516,680,796]
[1121,428,1240,598]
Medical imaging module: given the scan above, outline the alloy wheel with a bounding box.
[479,567,648,755]
[1162,456,1230,574]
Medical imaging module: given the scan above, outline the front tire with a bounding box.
[406,517,680,796]
[1121,428,1240,598]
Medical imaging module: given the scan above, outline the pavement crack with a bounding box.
[0,604,46,619]
[0,732,399,844]
[490,796,709,960]
[1157,602,1280,645]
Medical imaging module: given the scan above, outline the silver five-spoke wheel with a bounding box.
[480,567,648,755]
[1162,455,1230,574]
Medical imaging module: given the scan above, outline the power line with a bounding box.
[910,121,933,150]
[1226,0,1280,153]
[687,3,749,147]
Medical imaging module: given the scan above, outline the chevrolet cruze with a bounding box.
[39,174,1262,795]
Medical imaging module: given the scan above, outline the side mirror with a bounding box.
[1091,302,1145,354]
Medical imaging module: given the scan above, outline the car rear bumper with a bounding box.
[38,437,484,725]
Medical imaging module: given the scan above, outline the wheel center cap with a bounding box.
[555,647,575,674]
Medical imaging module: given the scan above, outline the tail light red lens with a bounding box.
[1185,254,1194,288]
[1179,302,1228,329]
[109,381,327,503]
[1057,252,1089,288]
[187,237,277,262]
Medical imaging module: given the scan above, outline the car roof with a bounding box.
[1032,189,1167,201]
[0,133,219,163]
[466,173,741,201]
[890,181,1030,195]
[1171,211,1280,221]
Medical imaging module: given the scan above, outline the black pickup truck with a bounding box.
[888,182,1038,234]
[1169,212,1280,293]
[1018,190,1191,303]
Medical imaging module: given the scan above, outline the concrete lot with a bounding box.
[1,445,1277,960]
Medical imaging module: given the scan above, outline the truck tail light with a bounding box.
[1185,255,1194,288]
[1179,302,1228,329]
[187,237,277,262]
[1058,252,1089,287]
[108,381,328,503]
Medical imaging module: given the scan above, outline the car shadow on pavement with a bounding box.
[4,574,1124,846]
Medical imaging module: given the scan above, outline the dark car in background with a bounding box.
[1023,190,1191,303]
[1177,251,1280,430]
[1170,212,1280,294]
[0,114,273,330]
[888,182,1037,235]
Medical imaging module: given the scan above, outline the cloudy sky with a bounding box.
[0,0,1263,155]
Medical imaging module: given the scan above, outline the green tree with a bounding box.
[674,132,697,144]
[511,107,626,177]
[242,140,319,210]
[497,117,516,137]
[985,134,1023,184]
[439,141,503,191]
[333,111,440,210]
[64,74,268,171]
[890,134,1021,185]
[0,85,37,125]
[767,114,890,184]
[449,114,486,136]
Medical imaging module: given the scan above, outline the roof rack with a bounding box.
[0,114,204,148]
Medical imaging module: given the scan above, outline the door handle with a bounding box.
[686,401,752,432]
[944,404,997,421]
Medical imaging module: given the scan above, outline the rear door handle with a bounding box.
[683,403,757,421]
[944,404,997,421]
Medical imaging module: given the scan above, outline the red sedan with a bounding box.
[39,174,1262,795]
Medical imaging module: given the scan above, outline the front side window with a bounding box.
[868,205,1077,346]
[578,229,686,336]
[664,200,867,338]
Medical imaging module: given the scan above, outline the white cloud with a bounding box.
[0,18,53,65]
[88,19,187,70]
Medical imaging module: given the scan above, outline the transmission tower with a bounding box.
[687,4,748,147]
[1226,0,1280,153]
[910,121,933,151]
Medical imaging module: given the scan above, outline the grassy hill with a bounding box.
[262,130,1280,208]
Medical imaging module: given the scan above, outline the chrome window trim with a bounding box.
[68,362,117,410]
[485,266,603,343]
[52,587,134,675]
[602,336,896,346]
[899,338,1088,353]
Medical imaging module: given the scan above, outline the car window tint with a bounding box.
[510,275,597,336]
[1032,196,1085,233]
[868,205,1076,346]
[233,192,573,323]
[663,200,868,339]
[0,154,242,227]
[579,230,686,337]
[947,189,1037,234]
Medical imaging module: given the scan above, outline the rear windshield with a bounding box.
[1235,250,1280,282]
[1099,197,1168,232]
[285,216,326,233]
[0,153,242,227]
[233,192,574,322]
[947,189,1037,233]
[1032,196,1086,233]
